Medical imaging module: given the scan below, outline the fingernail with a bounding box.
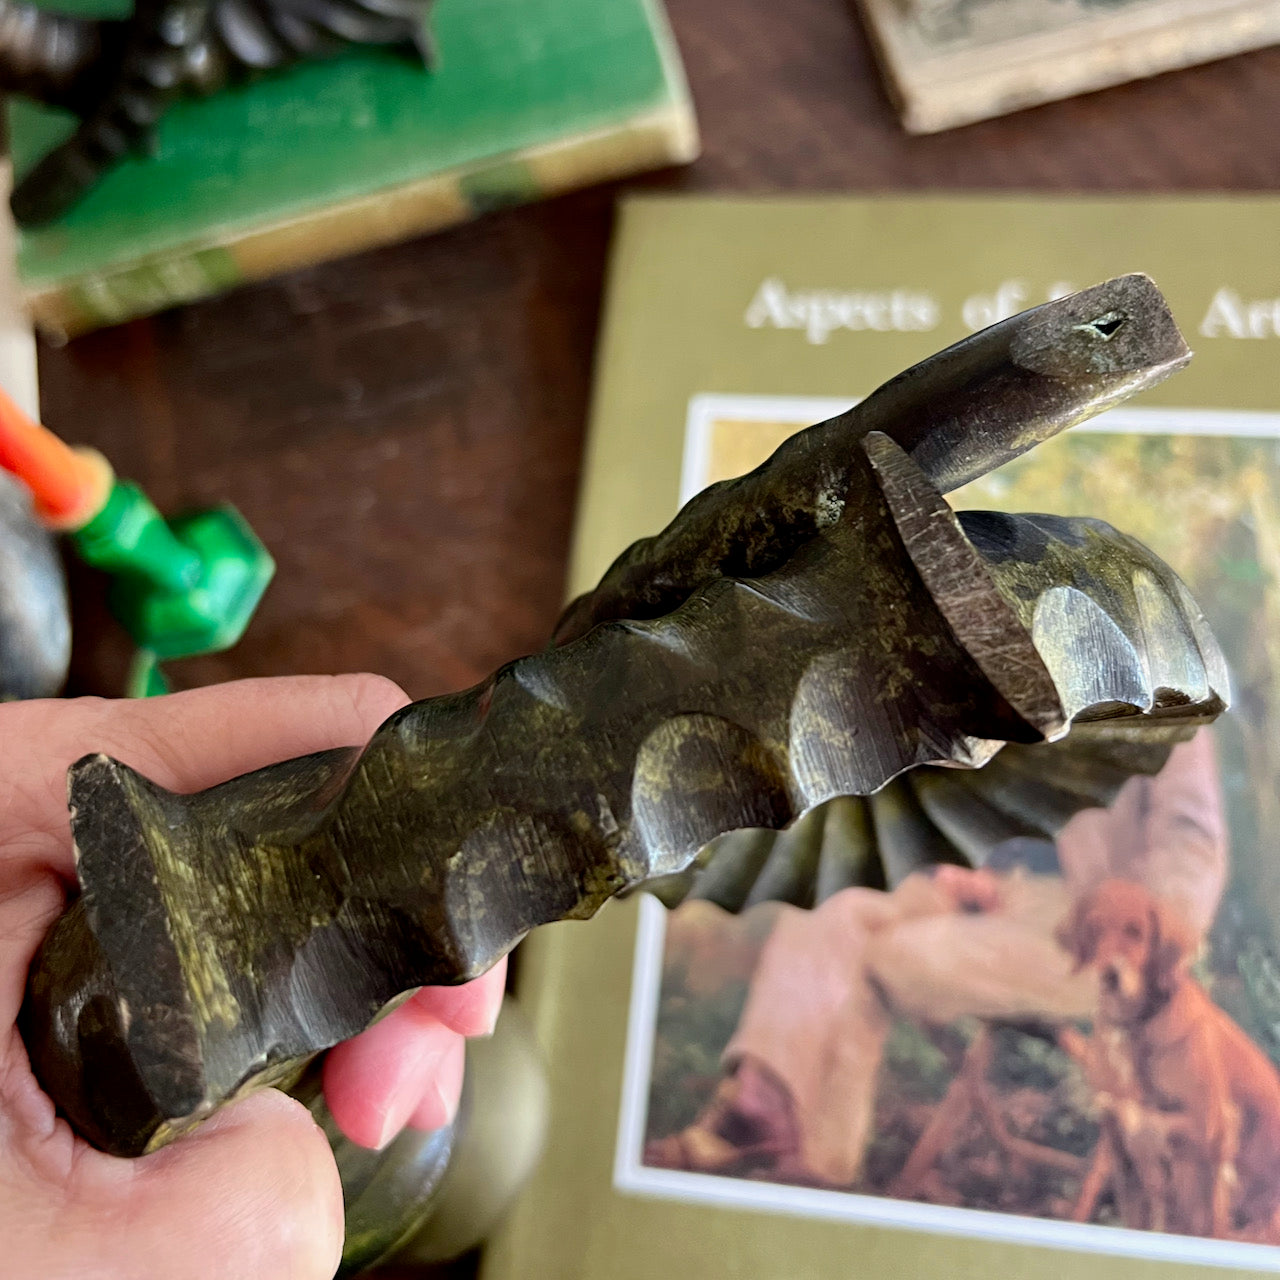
[373,1107,401,1151]
[406,1039,466,1132]
[482,996,503,1037]
[373,1052,444,1150]
[409,1079,460,1131]
[436,1079,460,1127]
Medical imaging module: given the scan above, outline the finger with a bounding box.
[322,1008,462,1150]
[0,874,63,1029]
[0,673,409,878]
[119,1091,342,1280]
[14,1090,343,1280]
[406,1034,466,1133]
[406,956,507,1037]
[320,959,503,1149]
[93,673,410,791]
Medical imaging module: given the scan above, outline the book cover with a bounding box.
[481,195,1280,1279]
[7,0,697,340]
[855,0,1280,133]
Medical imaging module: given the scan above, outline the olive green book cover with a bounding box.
[7,0,697,339]
[481,195,1280,1279]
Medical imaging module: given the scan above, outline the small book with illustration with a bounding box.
[479,194,1280,1280]
[855,0,1280,133]
[6,0,696,340]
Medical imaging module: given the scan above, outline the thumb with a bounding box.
[75,1091,343,1280]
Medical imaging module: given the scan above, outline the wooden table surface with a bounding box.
[38,0,1280,699]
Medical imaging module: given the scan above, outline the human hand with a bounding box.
[0,675,505,1279]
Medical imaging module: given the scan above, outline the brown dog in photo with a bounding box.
[1057,878,1280,1241]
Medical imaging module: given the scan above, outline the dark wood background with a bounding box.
[40,0,1280,700]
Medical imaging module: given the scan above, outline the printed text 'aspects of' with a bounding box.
[745,278,1280,344]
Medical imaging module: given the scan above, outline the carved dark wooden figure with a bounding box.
[23,275,1228,1160]
[0,0,437,224]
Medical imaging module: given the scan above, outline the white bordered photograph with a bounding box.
[615,392,1280,1271]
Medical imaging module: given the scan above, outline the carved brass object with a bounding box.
[22,275,1228,1159]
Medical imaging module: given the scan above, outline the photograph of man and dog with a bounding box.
[635,417,1280,1249]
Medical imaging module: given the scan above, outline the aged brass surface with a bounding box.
[22,275,1226,1159]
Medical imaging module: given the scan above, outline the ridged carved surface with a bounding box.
[663,721,1197,913]
[22,277,1227,1159]
[554,273,1188,644]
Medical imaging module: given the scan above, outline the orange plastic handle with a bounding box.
[0,383,111,529]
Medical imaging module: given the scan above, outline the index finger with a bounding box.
[0,673,409,879]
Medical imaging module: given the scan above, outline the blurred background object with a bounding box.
[0,169,68,698]
[857,0,1280,133]
[0,0,444,227]
[0,379,273,695]
[388,1000,549,1271]
[307,999,548,1279]
[5,0,697,339]
[0,465,70,697]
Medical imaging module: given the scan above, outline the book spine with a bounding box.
[24,106,700,342]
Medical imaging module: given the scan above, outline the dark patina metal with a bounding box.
[22,275,1228,1160]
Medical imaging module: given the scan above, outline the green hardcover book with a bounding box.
[7,0,697,339]
[481,194,1280,1279]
